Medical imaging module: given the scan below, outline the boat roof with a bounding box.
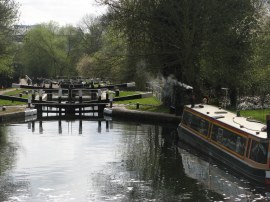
[186,104,268,139]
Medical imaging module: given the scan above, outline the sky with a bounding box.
[18,0,107,26]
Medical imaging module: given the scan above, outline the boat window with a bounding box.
[211,125,246,156]
[182,111,209,136]
[182,111,191,126]
[249,140,268,164]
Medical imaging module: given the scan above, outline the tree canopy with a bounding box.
[0,0,18,85]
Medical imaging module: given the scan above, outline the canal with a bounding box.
[0,118,269,201]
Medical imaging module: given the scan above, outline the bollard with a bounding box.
[136,103,140,109]
[2,106,6,111]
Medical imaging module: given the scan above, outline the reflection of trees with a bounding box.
[91,123,224,201]
[0,126,27,201]
[0,126,16,174]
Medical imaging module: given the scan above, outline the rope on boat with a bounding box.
[232,117,260,132]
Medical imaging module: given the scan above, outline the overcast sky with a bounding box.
[19,0,107,26]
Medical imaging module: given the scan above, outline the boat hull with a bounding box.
[178,125,269,186]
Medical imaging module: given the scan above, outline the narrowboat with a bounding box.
[178,104,270,186]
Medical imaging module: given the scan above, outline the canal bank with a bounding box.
[0,106,37,123]
[0,104,181,125]
[104,106,181,125]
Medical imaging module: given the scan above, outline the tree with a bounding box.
[20,22,79,78]
[200,0,258,106]
[100,0,259,102]
[76,25,128,82]
[246,14,270,107]
[0,0,18,86]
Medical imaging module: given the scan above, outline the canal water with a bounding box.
[0,118,269,202]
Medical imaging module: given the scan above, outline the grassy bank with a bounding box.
[115,91,170,113]
[0,88,27,106]
[240,109,270,123]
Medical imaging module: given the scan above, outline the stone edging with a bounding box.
[104,107,181,124]
[0,108,37,123]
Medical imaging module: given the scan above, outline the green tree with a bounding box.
[21,22,78,78]
[246,14,270,107]
[200,0,258,106]
[0,0,18,86]
[100,0,258,102]
[76,25,128,82]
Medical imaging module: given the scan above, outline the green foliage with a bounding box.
[20,22,82,78]
[0,0,19,84]
[100,0,258,96]
[76,25,128,82]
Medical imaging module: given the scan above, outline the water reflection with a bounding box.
[0,119,269,201]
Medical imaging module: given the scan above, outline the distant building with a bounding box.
[13,25,35,42]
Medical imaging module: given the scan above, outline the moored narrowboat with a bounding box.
[178,104,270,186]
